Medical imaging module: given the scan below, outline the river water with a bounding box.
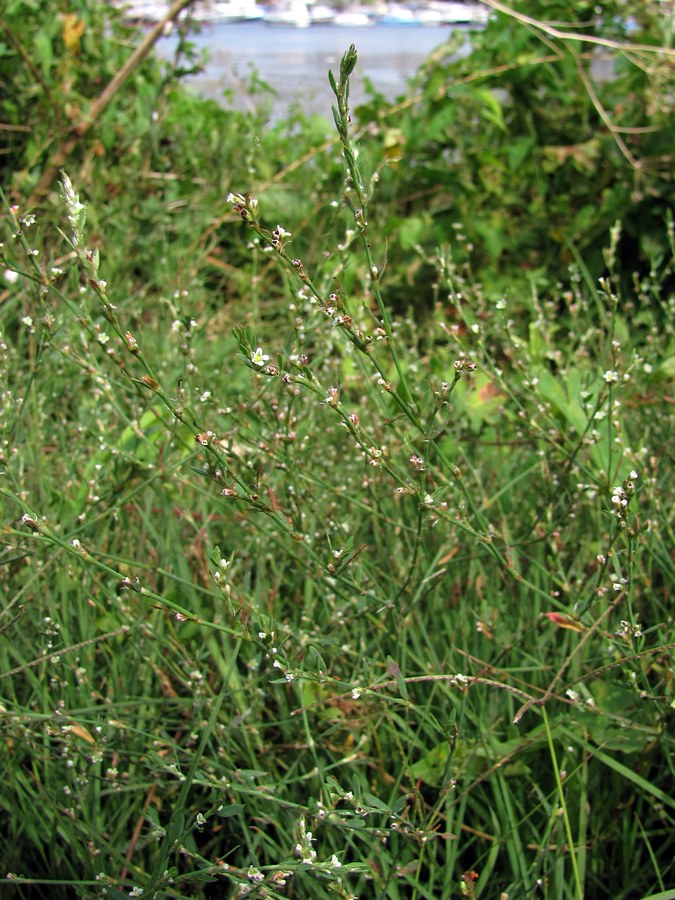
[157,22,472,118]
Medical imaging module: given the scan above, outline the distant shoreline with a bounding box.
[113,0,490,29]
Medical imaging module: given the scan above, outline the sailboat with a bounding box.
[264,0,311,27]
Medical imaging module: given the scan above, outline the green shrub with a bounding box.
[354,0,674,300]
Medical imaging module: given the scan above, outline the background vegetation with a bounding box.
[1,1,673,897]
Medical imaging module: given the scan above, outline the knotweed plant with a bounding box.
[1,45,673,900]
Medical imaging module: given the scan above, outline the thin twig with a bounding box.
[482,0,675,56]
[366,673,537,705]
[541,591,625,705]
[574,55,637,167]
[0,626,130,681]
[0,15,55,104]
[27,0,194,207]
[482,0,671,173]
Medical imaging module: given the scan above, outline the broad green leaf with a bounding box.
[33,30,53,76]
[536,369,587,435]
[408,741,450,785]
[216,803,245,818]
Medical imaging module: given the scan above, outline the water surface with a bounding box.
[158,22,471,117]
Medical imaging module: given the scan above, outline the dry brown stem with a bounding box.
[27,0,194,207]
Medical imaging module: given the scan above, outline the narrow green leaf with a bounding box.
[564,731,675,811]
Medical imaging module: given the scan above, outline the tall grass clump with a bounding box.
[1,31,674,900]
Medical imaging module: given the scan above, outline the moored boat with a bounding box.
[308,2,336,23]
[378,4,419,25]
[332,7,373,25]
[209,0,264,22]
[433,1,489,25]
[118,1,170,24]
[264,0,311,25]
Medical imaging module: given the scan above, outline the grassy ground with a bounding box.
[1,32,674,900]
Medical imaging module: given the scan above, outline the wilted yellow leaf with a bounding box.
[69,723,95,744]
[63,14,86,54]
[543,612,586,633]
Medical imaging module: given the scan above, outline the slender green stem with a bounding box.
[144,643,241,895]
[542,705,584,900]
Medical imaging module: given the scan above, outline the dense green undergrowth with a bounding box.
[1,1,674,898]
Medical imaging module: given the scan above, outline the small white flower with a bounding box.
[247,866,264,882]
[251,347,270,367]
[4,269,19,285]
